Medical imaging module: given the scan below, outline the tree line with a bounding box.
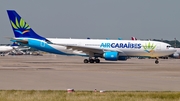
[153,39,180,48]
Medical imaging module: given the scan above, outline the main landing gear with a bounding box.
[155,57,159,64]
[84,58,100,63]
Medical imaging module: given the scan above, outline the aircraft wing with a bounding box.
[53,43,123,54]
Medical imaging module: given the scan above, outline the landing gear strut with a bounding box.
[155,57,159,64]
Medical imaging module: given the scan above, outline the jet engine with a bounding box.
[103,51,127,61]
[173,52,179,58]
[103,51,119,61]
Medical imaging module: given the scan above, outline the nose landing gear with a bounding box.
[155,57,159,64]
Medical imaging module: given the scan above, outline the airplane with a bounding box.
[0,46,14,56]
[7,10,176,64]
[0,42,18,56]
[169,48,180,58]
[131,37,180,58]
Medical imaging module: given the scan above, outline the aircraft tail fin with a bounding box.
[7,10,47,41]
[131,37,137,40]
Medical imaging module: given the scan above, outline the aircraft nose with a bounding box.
[169,47,176,53]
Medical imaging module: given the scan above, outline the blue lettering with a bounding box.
[131,44,134,48]
[104,43,107,48]
[107,43,110,48]
[115,43,119,48]
[111,43,115,48]
[138,44,141,49]
[120,43,124,48]
[128,42,131,48]
[100,43,105,48]
[100,43,111,48]
[101,42,141,49]
[134,43,137,48]
[124,43,127,48]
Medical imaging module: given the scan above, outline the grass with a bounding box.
[0,90,179,101]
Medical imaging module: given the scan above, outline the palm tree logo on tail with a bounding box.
[10,17,30,34]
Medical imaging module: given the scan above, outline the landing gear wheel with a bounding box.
[155,57,159,64]
[95,59,100,63]
[155,60,159,64]
[84,59,89,63]
[89,59,94,63]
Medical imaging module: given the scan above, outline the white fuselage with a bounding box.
[0,46,13,52]
[45,38,175,57]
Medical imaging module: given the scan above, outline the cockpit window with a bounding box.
[166,45,172,48]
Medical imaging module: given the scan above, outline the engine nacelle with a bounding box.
[173,52,179,58]
[103,51,119,61]
[103,52,128,61]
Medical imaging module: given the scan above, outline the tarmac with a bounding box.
[0,54,180,91]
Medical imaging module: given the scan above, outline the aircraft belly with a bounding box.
[153,50,175,57]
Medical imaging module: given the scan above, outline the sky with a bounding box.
[0,0,180,43]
